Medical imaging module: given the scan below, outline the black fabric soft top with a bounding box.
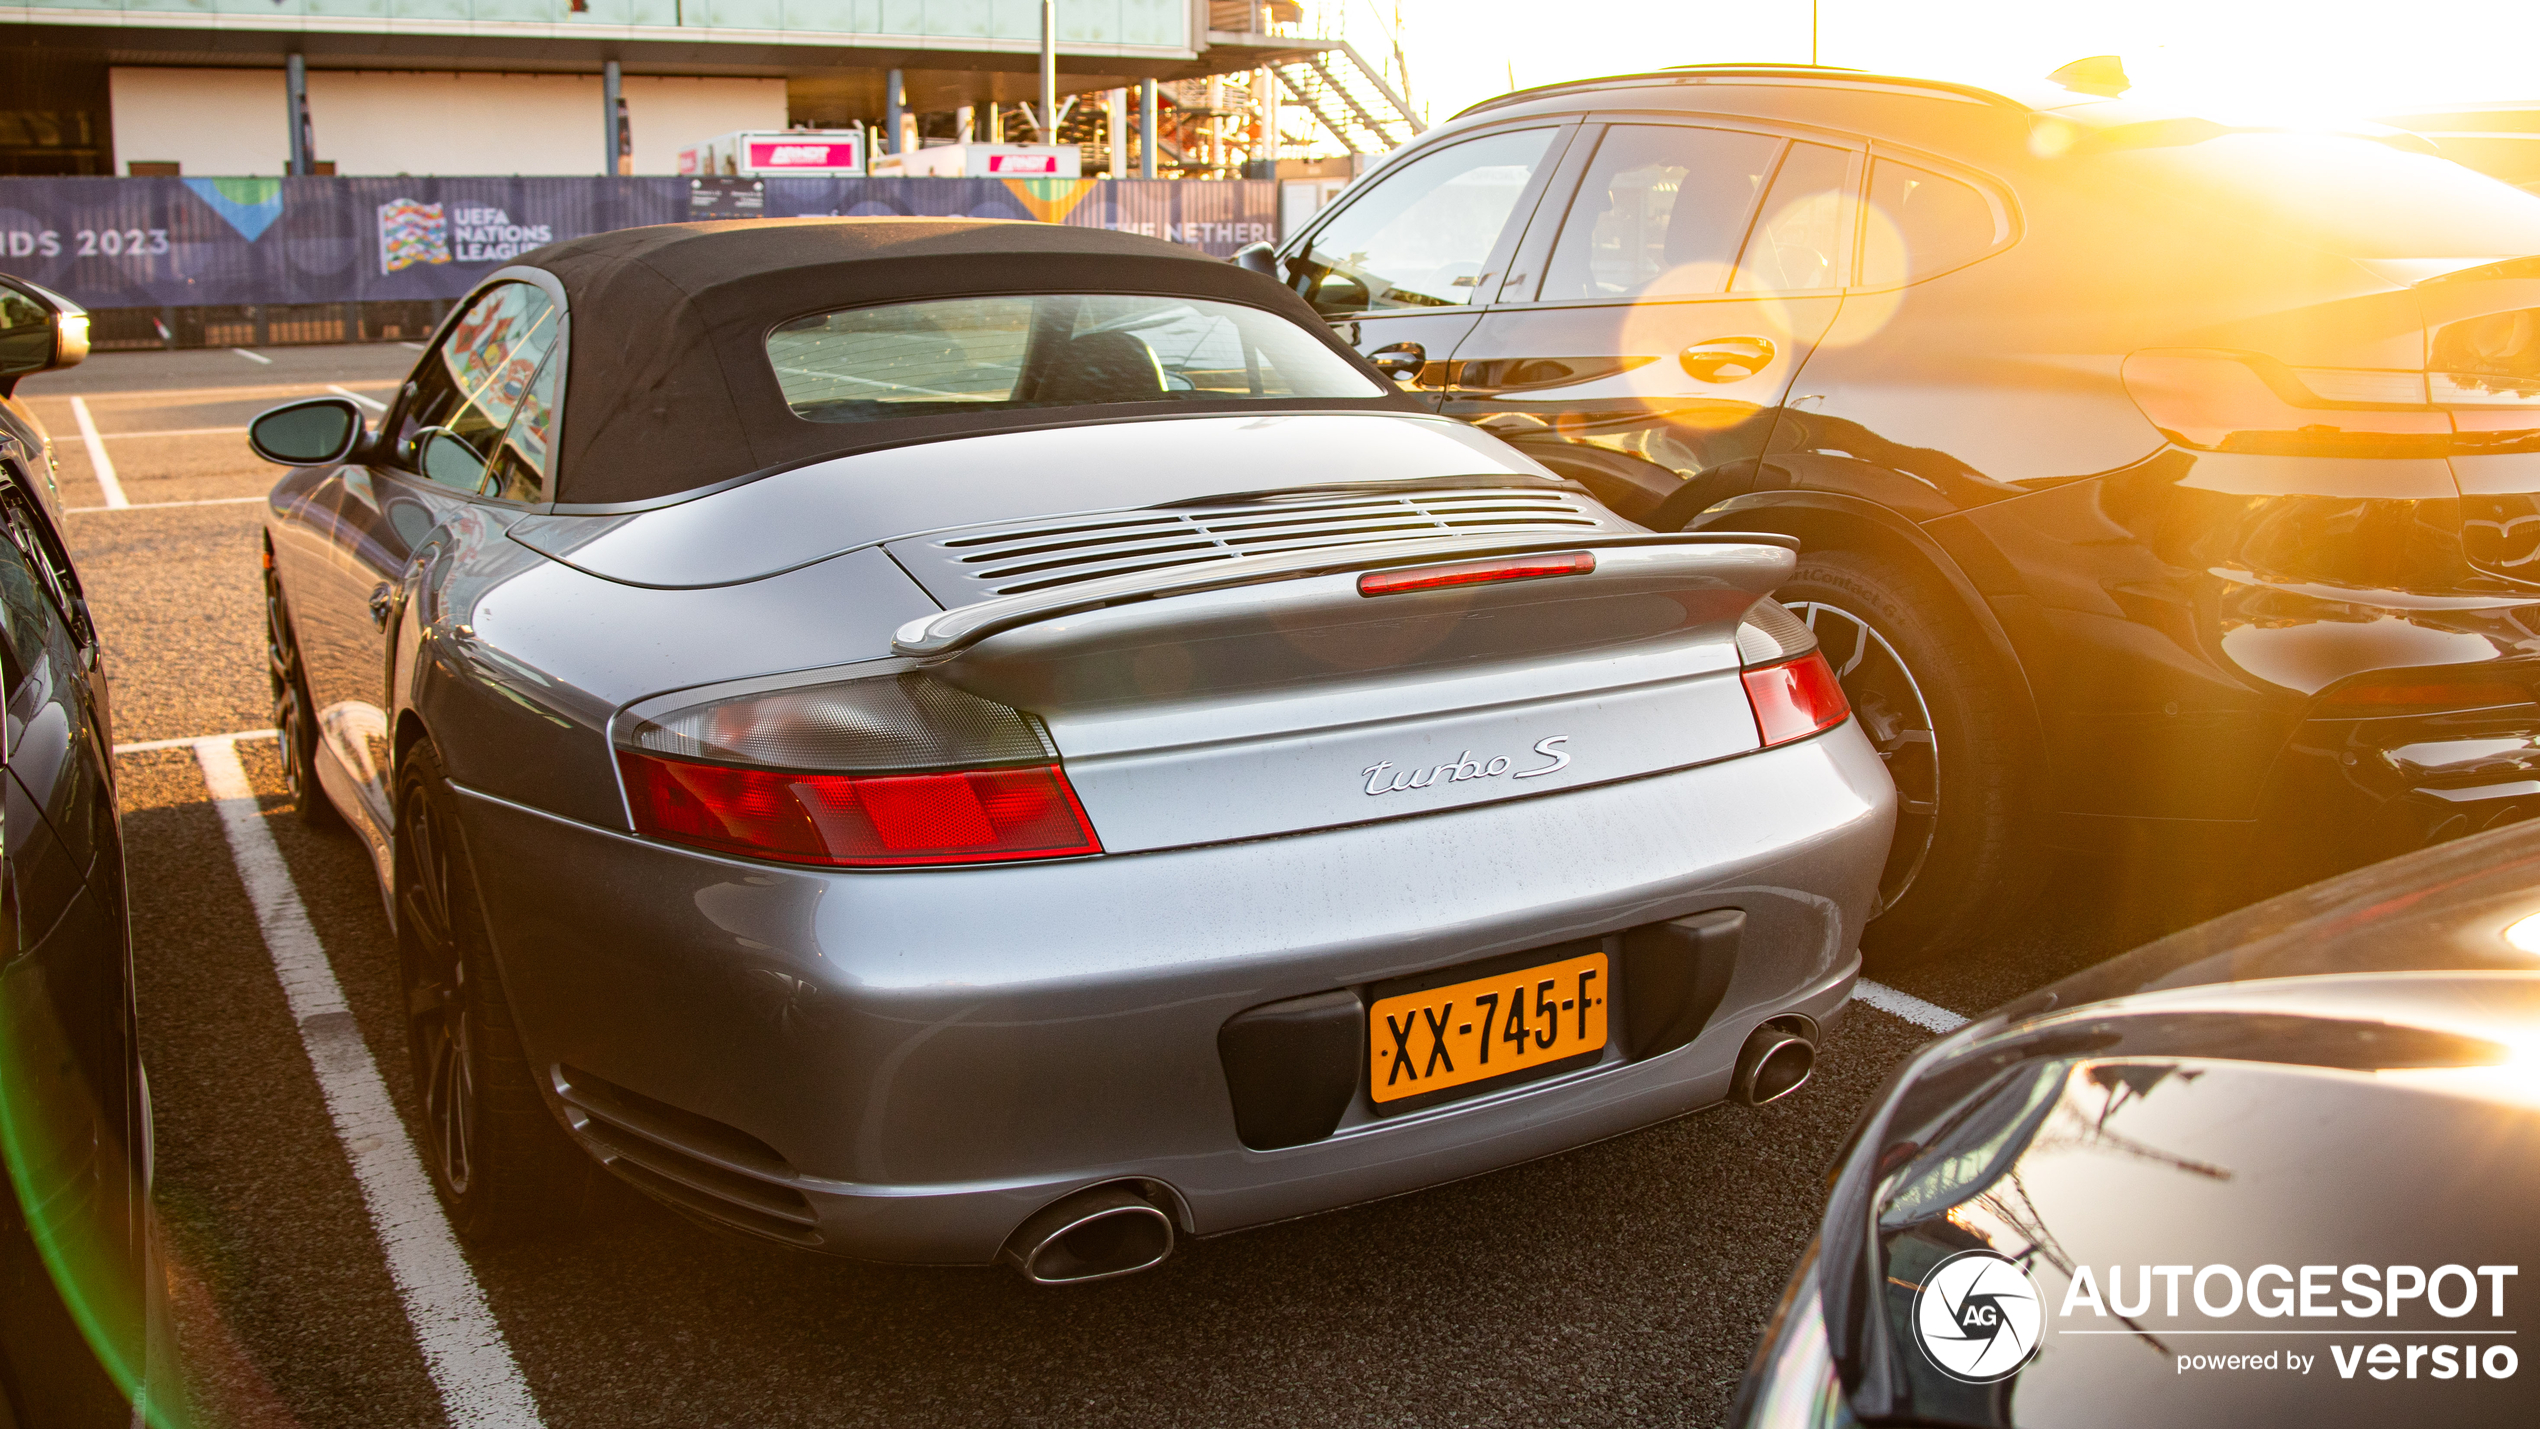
[514,218,1418,508]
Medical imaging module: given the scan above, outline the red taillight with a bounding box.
[1743,652,1850,747]
[1357,550,1595,596]
[619,752,1102,867]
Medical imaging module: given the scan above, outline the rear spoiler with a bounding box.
[891,530,1799,657]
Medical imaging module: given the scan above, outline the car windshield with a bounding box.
[765,293,1384,422]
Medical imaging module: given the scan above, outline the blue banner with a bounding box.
[0,176,1280,311]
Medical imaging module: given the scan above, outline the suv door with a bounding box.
[1443,122,1856,526]
[300,281,562,836]
[1277,124,1576,404]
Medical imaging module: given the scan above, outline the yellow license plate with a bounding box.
[1368,950,1610,1104]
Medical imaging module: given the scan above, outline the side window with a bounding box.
[1732,142,1858,293]
[1539,125,1783,300]
[389,283,561,494]
[1297,127,1558,313]
[1861,158,2001,286]
[0,480,88,651]
[0,482,84,704]
[482,345,560,504]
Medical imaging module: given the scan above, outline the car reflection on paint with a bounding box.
[1731,814,2540,1429]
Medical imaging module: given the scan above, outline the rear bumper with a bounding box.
[2254,699,2540,887]
[2049,701,2540,891]
[451,726,1892,1265]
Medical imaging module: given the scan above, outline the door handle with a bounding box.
[1680,336,1776,384]
[1368,342,1426,382]
[367,582,394,630]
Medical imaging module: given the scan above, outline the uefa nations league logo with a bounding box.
[1914,1250,2045,1382]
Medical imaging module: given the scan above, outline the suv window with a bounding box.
[1733,142,1857,293]
[1540,125,1781,301]
[1862,159,1999,285]
[389,282,561,494]
[766,294,1382,423]
[1296,128,1558,313]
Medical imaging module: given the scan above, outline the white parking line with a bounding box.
[114,728,276,754]
[98,426,249,439]
[232,348,273,365]
[66,397,129,509]
[1851,979,1969,1033]
[70,495,265,515]
[401,341,427,351]
[40,382,394,404]
[190,735,547,1429]
[329,385,388,413]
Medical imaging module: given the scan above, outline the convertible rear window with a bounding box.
[765,293,1385,422]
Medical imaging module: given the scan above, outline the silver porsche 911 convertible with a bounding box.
[249,219,1894,1282]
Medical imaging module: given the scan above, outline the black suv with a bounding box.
[1260,64,2540,963]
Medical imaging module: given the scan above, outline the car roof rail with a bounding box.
[1451,64,2028,122]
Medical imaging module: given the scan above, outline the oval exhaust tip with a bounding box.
[1733,1023,1816,1106]
[1001,1183,1176,1285]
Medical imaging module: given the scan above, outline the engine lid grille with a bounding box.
[886,486,1622,605]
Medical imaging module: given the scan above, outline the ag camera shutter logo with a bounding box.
[1914,1250,2045,1382]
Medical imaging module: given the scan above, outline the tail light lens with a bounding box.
[616,672,1101,867]
[2121,350,2449,457]
[1744,652,1851,747]
[2431,307,2540,408]
[2125,333,2540,459]
[618,754,1100,866]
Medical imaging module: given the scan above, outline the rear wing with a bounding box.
[891,530,1799,658]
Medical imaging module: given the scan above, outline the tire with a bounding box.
[395,742,591,1241]
[262,561,338,828]
[1774,549,2041,968]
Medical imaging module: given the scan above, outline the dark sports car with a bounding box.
[249,220,1894,1281]
[0,276,159,1425]
[1732,818,2540,1429]
[1255,62,2540,964]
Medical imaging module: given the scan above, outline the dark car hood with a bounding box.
[505,412,1570,589]
[1802,822,2540,1426]
[1845,973,2540,1428]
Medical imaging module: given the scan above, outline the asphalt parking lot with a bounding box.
[27,345,2236,1429]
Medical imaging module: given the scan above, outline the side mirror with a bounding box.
[248,398,366,466]
[1307,269,1370,317]
[415,427,488,490]
[1231,241,1280,277]
[0,279,88,391]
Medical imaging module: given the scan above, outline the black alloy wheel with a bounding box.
[1775,549,2041,968]
[395,742,588,1241]
[1783,599,1941,906]
[262,556,337,827]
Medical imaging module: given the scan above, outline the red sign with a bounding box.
[747,140,861,170]
[987,153,1060,174]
